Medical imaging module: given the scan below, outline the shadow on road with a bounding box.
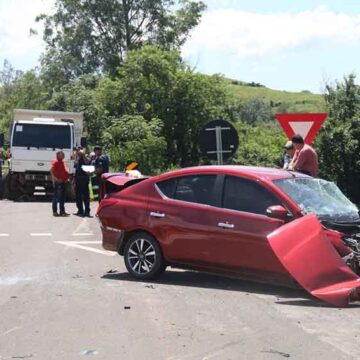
[101,269,322,305]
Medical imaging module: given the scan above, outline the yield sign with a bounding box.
[275,113,327,144]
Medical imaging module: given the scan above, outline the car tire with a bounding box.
[124,232,166,280]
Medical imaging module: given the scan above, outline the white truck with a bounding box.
[2,109,85,200]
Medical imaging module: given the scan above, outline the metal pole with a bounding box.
[215,126,223,165]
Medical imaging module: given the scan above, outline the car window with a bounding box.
[157,175,217,206]
[157,178,176,198]
[223,176,280,215]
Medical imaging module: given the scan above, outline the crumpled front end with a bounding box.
[268,214,360,307]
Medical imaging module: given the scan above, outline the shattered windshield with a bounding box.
[273,178,360,223]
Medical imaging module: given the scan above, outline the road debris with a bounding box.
[261,349,290,358]
[80,349,98,356]
[106,269,117,273]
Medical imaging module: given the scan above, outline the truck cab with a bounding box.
[3,109,84,200]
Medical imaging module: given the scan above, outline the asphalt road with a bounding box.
[0,200,360,360]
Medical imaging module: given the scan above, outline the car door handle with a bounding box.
[217,222,234,229]
[150,211,166,218]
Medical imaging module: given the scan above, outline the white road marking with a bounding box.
[72,233,94,236]
[30,233,52,237]
[54,240,116,256]
[73,218,93,236]
[0,234,9,237]
[1,326,22,337]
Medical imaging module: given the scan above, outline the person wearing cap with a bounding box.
[50,150,70,216]
[289,134,318,177]
[282,140,295,170]
[91,145,109,202]
[74,146,91,216]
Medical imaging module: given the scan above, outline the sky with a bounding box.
[1,0,360,93]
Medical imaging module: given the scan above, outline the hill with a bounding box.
[226,79,326,113]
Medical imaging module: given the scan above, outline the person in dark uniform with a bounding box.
[91,145,109,202]
[74,146,91,216]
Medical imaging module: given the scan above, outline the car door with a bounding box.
[206,175,290,279]
[147,174,220,265]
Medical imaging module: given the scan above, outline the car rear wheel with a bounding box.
[124,232,166,280]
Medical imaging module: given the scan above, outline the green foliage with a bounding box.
[46,74,101,143]
[316,74,360,203]
[233,122,286,167]
[36,0,205,80]
[95,46,228,168]
[227,98,273,124]
[102,115,166,174]
[0,61,50,139]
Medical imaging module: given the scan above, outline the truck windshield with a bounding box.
[12,124,71,149]
[273,178,360,223]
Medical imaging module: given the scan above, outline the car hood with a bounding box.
[268,214,360,307]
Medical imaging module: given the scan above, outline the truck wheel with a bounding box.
[3,174,13,200]
[3,174,21,201]
[124,232,166,280]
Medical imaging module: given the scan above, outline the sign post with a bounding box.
[275,113,327,144]
[199,120,239,165]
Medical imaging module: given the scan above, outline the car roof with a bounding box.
[157,165,310,182]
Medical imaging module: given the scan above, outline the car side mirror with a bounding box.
[80,137,87,148]
[0,133,4,147]
[266,205,292,221]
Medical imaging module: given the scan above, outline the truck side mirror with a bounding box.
[0,133,4,147]
[80,137,87,148]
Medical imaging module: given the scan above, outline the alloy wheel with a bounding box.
[127,238,156,275]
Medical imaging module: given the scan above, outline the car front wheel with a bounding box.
[124,232,166,280]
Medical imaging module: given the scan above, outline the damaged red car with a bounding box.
[96,166,360,307]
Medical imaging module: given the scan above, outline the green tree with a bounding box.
[102,115,166,174]
[234,122,286,167]
[317,74,360,203]
[95,46,229,167]
[0,62,49,138]
[46,74,101,143]
[36,0,205,81]
[237,98,273,124]
[0,60,23,136]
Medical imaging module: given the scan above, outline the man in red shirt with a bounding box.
[50,150,70,216]
[289,134,319,177]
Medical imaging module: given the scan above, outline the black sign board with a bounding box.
[199,120,239,164]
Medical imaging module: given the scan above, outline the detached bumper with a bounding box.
[268,214,360,307]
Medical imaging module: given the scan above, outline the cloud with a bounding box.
[0,0,54,65]
[183,7,360,58]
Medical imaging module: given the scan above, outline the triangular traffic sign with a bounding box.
[275,113,327,144]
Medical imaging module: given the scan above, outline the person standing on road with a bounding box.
[289,134,319,177]
[74,147,91,217]
[91,145,109,202]
[50,150,70,217]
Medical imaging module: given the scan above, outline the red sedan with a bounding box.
[97,166,360,307]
